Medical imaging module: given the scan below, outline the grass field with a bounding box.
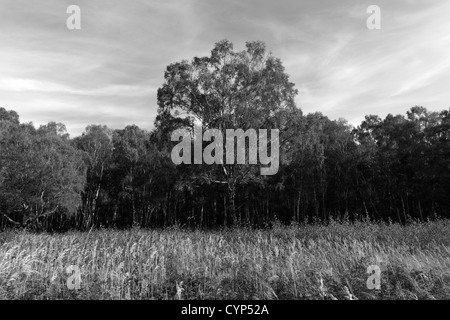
[1,219,450,300]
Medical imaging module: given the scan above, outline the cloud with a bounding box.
[0,78,156,97]
[0,0,449,136]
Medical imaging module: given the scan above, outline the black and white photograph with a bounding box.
[0,0,449,310]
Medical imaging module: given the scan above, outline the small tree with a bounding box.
[0,110,86,230]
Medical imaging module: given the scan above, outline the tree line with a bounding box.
[1,40,449,231]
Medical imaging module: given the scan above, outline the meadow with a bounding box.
[1,219,450,300]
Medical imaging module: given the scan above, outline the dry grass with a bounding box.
[1,219,450,300]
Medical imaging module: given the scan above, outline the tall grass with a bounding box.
[1,219,450,300]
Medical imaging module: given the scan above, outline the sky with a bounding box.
[1,0,449,137]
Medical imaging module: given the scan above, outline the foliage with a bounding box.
[0,40,449,230]
[0,113,86,229]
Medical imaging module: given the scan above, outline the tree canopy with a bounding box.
[0,40,449,230]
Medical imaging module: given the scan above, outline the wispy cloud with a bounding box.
[0,0,449,136]
[0,78,156,97]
